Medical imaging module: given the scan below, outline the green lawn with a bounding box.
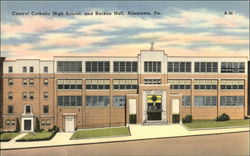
[184,120,250,129]
[71,127,130,139]
[17,131,53,141]
[0,132,19,142]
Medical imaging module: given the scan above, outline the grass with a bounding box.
[184,119,250,129]
[0,132,19,142]
[71,127,130,139]
[17,131,53,141]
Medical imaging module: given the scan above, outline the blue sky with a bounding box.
[1,1,249,59]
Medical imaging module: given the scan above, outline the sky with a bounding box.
[1,1,249,60]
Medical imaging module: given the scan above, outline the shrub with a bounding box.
[216,113,230,121]
[129,115,137,124]
[34,117,41,132]
[182,115,192,123]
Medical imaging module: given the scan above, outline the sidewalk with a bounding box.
[1,124,249,150]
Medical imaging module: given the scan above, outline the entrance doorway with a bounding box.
[147,95,162,121]
[65,116,75,132]
[24,120,31,130]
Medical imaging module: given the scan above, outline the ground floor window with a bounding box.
[194,96,217,106]
[220,96,244,106]
[5,119,15,126]
[58,96,82,106]
[182,96,191,107]
[113,96,126,107]
[86,96,110,107]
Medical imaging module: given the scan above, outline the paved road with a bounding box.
[1,132,249,156]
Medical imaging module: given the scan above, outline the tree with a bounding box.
[34,117,40,132]
[16,118,20,132]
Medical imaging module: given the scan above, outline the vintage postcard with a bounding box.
[0,1,249,156]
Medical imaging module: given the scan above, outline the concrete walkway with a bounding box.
[1,124,249,150]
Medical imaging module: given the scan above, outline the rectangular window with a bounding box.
[113,61,138,72]
[44,92,48,99]
[168,80,191,90]
[194,80,217,90]
[43,105,49,114]
[57,61,82,72]
[5,120,15,126]
[113,79,138,90]
[46,120,51,126]
[194,62,218,73]
[113,96,126,107]
[8,66,13,73]
[22,92,27,100]
[220,80,244,90]
[8,92,13,100]
[8,79,13,85]
[29,92,34,100]
[22,79,27,85]
[194,96,217,106]
[86,96,110,107]
[86,79,110,90]
[29,79,34,85]
[44,66,48,73]
[57,79,82,90]
[57,96,82,106]
[168,62,191,72]
[44,79,48,86]
[85,61,110,72]
[182,96,191,107]
[144,79,161,84]
[220,96,244,106]
[8,105,13,114]
[221,62,245,73]
[23,66,27,73]
[144,61,161,72]
[30,66,34,73]
[26,105,31,114]
[41,120,46,126]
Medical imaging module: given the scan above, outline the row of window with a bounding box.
[4,119,51,126]
[8,79,49,86]
[7,105,49,114]
[8,92,48,100]
[182,96,244,107]
[7,62,246,73]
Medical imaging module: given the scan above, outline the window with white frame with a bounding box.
[8,79,13,85]
[57,79,82,90]
[44,92,48,99]
[8,92,13,100]
[8,66,13,73]
[22,79,27,85]
[220,80,244,90]
[29,92,34,100]
[144,61,161,72]
[195,62,218,72]
[194,80,217,90]
[85,61,110,72]
[22,92,27,100]
[168,62,191,72]
[57,61,82,72]
[168,79,191,90]
[113,61,138,72]
[30,66,34,73]
[220,96,244,106]
[57,96,82,106]
[86,79,110,90]
[113,96,126,107]
[221,62,245,73]
[44,79,48,86]
[29,79,34,85]
[113,79,138,90]
[22,66,27,73]
[194,96,217,106]
[44,66,48,73]
[144,79,161,84]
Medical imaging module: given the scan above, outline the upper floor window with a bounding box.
[8,105,13,114]
[8,66,13,73]
[113,62,137,72]
[86,79,110,90]
[195,62,217,73]
[113,79,138,90]
[29,79,34,85]
[23,66,27,73]
[221,62,245,73]
[168,79,191,90]
[43,105,49,114]
[86,61,110,72]
[168,62,191,72]
[8,92,13,100]
[57,61,82,72]
[57,79,82,90]
[25,105,31,114]
[44,92,48,100]
[44,66,48,73]
[144,61,161,72]
[194,80,217,90]
[8,79,13,85]
[22,92,27,100]
[30,66,34,73]
[57,96,82,106]
[29,92,34,100]
[44,79,48,86]
[220,80,244,90]
[144,79,161,85]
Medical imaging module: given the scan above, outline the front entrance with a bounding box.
[147,95,162,121]
[24,120,31,130]
[65,116,75,132]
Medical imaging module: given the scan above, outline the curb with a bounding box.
[181,125,250,131]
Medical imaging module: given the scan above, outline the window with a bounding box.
[8,79,13,85]
[23,66,27,73]
[29,79,34,85]
[86,79,110,90]
[46,120,51,126]
[42,119,51,126]
[5,120,15,126]
[57,61,82,72]
[29,92,34,100]
[43,105,49,114]
[182,96,191,107]
[41,120,46,126]
[8,92,13,100]
[168,80,191,90]
[194,80,217,90]
[220,96,244,107]
[194,96,217,106]
[8,66,13,73]
[22,92,27,100]
[85,61,110,72]
[113,96,126,107]
[44,66,48,73]
[57,79,82,90]
[30,66,34,73]
[25,105,31,113]
[220,80,244,90]
[113,79,138,90]
[113,62,138,72]
[221,62,245,73]
[44,92,48,99]
[86,96,110,107]
[144,61,161,72]
[8,105,13,114]
[22,79,27,85]
[44,79,48,86]
[195,62,218,72]
[57,96,82,106]
[168,62,191,72]
[144,79,161,84]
